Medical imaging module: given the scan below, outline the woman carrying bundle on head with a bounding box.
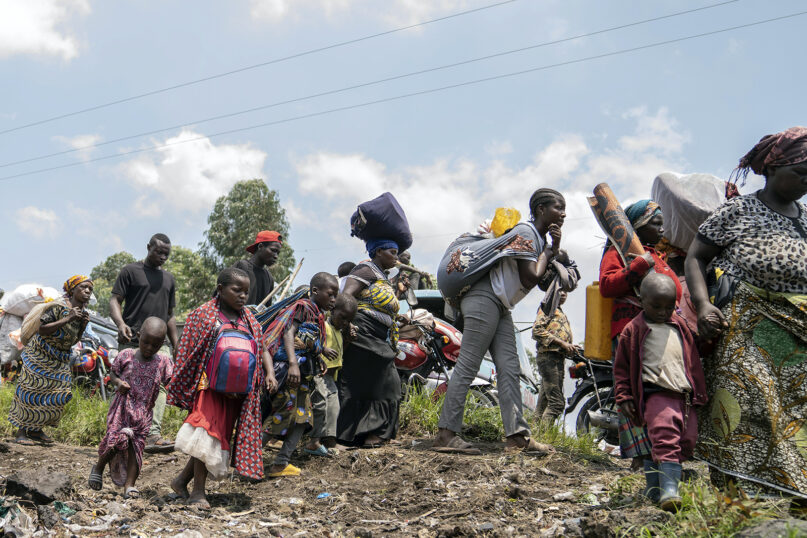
[337,239,405,448]
[432,188,566,454]
[9,275,93,445]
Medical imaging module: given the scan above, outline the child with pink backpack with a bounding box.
[166,268,278,509]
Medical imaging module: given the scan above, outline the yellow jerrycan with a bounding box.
[584,282,614,361]
[490,208,521,238]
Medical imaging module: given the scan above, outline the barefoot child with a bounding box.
[166,268,278,508]
[263,272,338,477]
[89,317,172,498]
[305,293,358,455]
[613,273,707,511]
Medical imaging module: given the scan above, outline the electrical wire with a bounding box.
[0,0,519,136]
[0,0,739,169]
[2,9,804,183]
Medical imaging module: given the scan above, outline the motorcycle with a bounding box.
[70,322,118,400]
[565,352,620,445]
[395,308,498,408]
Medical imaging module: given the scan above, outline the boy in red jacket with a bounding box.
[613,273,706,511]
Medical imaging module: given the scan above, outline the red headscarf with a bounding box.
[736,126,807,181]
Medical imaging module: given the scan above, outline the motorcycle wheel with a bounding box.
[574,389,620,446]
[467,386,498,409]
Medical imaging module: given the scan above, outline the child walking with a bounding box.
[613,273,707,511]
[166,268,278,508]
[263,272,338,477]
[304,293,358,455]
[89,317,172,498]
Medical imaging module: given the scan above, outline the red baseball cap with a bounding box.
[246,230,283,253]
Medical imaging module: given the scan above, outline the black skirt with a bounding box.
[336,313,401,445]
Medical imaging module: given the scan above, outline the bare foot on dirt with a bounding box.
[504,434,554,455]
[304,440,322,452]
[170,477,189,500]
[187,491,210,509]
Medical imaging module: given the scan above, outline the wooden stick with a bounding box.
[277,259,304,301]
[257,275,289,307]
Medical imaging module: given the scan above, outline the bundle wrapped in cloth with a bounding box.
[651,172,728,252]
[350,192,413,253]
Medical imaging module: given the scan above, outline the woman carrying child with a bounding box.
[166,268,278,508]
[262,272,338,476]
[89,317,172,498]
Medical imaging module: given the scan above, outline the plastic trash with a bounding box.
[316,492,332,499]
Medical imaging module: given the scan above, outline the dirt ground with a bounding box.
[0,436,674,537]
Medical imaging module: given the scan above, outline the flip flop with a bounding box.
[27,430,54,444]
[88,466,103,491]
[431,436,482,455]
[268,464,301,478]
[144,436,174,453]
[123,487,140,499]
[303,446,332,458]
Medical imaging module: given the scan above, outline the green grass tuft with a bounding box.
[0,383,187,446]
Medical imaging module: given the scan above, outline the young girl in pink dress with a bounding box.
[89,317,172,498]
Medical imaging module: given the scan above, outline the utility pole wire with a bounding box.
[1,9,804,183]
[0,0,519,136]
[0,0,739,169]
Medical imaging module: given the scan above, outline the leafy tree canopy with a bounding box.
[163,246,217,320]
[89,251,136,317]
[200,179,295,280]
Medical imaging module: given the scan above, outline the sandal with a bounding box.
[144,435,174,454]
[27,430,54,444]
[303,446,332,458]
[268,464,301,478]
[14,431,36,446]
[123,487,140,499]
[88,466,103,491]
[432,435,482,455]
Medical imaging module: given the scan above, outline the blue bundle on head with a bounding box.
[350,192,413,252]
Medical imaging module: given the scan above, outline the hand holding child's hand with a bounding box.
[116,380,131,394]
[265,373,278,393]
[288,363,301,388]
[324,347,338,360]
[620,401,639,424]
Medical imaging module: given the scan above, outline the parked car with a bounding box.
[398,289,540,412]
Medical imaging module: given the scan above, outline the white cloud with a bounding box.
[288,106,690,340]
[250,0,473,25]
[15,206,62,238]
[119,130,268,215]
[0,0,90,60]
[53,133,102,162]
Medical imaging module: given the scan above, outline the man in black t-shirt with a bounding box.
[110,233,178,451]
[234,230,282,306]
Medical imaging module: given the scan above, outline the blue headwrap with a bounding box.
[366,239,399,256]
[624,200,661,229]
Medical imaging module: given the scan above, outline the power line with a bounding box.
[0,0,739,169]
[2,9,804,183]
[0,0,519,136]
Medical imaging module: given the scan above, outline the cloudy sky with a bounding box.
[0,0,800,343]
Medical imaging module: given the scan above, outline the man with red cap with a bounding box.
[234,231,282,306]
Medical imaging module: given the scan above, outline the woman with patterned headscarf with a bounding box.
[9,275,93,445]
[686,127,807,498]
[599,200,682,472]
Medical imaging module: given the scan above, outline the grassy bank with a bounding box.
[0,383,185,445]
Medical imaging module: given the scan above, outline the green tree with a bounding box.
[163,246,217,320]
[200,179,295,280]
[89,251,137,317]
